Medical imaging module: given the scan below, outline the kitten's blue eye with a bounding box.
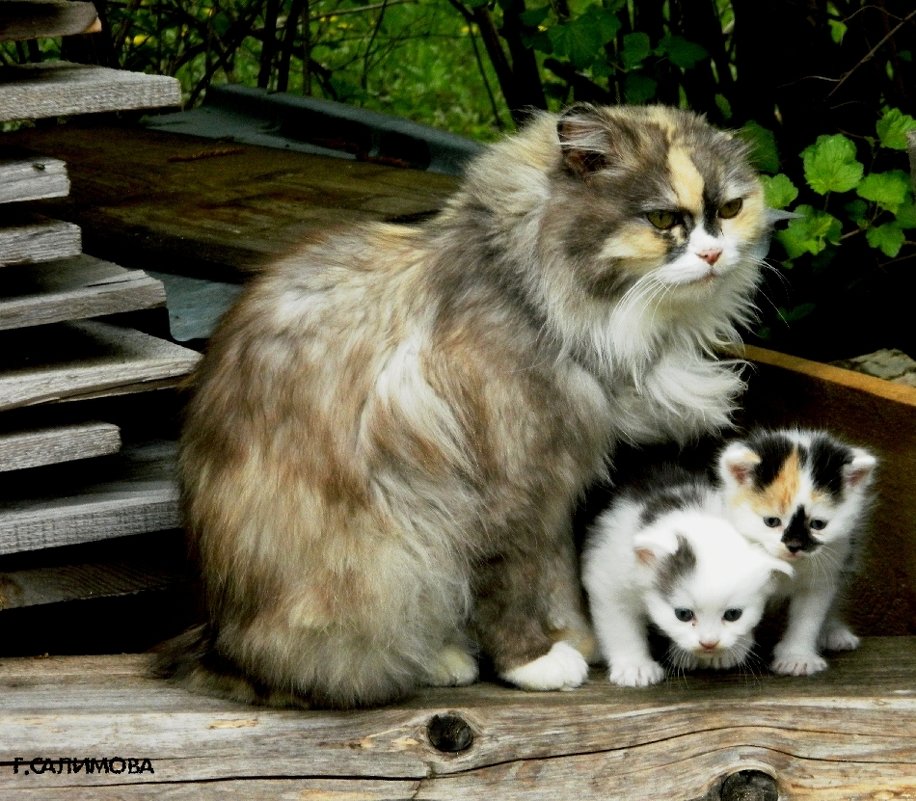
[763,516,782,528]
[646,209,681,230]
[809,518,828,531]
[723,609,743,622]
[674,608,694,622]
[718,198,743,219]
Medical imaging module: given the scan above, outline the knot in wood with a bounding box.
[718,770,779,801]
[426,713,474,753]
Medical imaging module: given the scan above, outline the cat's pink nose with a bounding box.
[699,639,720,651]
[697,248,722,265]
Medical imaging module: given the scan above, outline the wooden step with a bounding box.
[0,61,180,123]
[0,439,179,555]
[0,255,167,331]
[0,1,100,42]
[0,319,200,413]
[0,421,120,472]
[0,148,69,205]
[0,213,81,266]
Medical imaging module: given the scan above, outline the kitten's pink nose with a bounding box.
[699,639,720,651]
[697,248,722,265]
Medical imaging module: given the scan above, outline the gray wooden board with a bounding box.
[0,61,180,123]
[0,421,120,472]
[0,319,201,412]
[0,213,81,266]
[0,254,167,331]
[0,439,179,555]
[0,638,912,799]
[0,1,100,43]
[0,147,69,204]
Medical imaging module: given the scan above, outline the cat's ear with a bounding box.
[718,442,761,488]
[633,528,679,566]
[557,104,609,179]
[844,448,877,490]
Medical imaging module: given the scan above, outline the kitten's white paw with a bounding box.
[500,642,589,691]
[426,644,478,687]
[608,659,666,687]
[771,646,828,677]
[819,625,860,653]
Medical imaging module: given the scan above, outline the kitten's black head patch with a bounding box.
[745,430,796,489]
[808,432,853,498]
[655,535,697,596]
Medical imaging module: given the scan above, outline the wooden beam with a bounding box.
[0,637,912,799]
[0,1,101,42]
[0,421,120,472]
[0,320,200,413]
[0,440,179,555]
[0,62,180,123]
[0,214,81,267]
[0,255,167,331]
[0,148,69,205]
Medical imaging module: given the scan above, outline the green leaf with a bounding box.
[856,170,911,214]
[844,198,869,228]
[623,72,657,104]
[580,4,622,42]
[876,107,916,151]
[895,197,916,229]
[801,134,863,194]
[779,303,816,323]
[656,34,708,69]
[548,18,601,68]
[519,5,551,27]
[621,32,651,69]
[776,204,842,258]
[739,121,780,173]
[866,222,905,257]
[760,174,798,210]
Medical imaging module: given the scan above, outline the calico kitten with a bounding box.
[583,469,792,687]
[717,428,877,676]
[163,104,774,708]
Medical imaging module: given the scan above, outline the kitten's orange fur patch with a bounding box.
[740,446,803,517]
[667,145,705,214]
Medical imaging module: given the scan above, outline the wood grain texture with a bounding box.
[0,254,167,331]
[0,1,100,42]
[0,440,179,555]
[0,213,81,267]
[0,148,69,204]
[0,319,200,412]
[0,62,180,123]
[0,421,120,472]
[0,638,911,799]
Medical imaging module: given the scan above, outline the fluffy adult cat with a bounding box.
[164,104,773,708]
[718,428,877,676]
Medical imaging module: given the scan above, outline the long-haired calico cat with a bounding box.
[717,428,877,676]
[162,104,775,708]
[583,468,792,686]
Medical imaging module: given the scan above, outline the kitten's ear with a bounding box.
[557,104,609,179]
[844,449,877,490]
[718,442,761,488]
[633,529,678,566]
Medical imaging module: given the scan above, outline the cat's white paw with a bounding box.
[771,646,828,677]
[426,644,478,687]
[608,659,666,687]
[500,642,589,691]
[819,625,860,652]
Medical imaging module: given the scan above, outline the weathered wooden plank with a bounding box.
[0,638,911,799]
[0,440,178,554]
[0,213,81,266]
[2,123,457,280]
[0,148,69,204]
[0,320,200,412]
[0,1,101,42]
[0,61,180,123]
[0,421,119,472]
[0,255,167,331]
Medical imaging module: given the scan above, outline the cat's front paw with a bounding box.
[608,659,666,687]
[500,642,589,692]
[426,644,479,687]
[771,645,828,677]
[819,625,860,653]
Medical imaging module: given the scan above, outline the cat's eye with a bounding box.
[646,209,681,230]
[674,608,694,622]
[763,516,782,528]
[723,608,743,622]
[809,518,828,530]
[718,198,743,219]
